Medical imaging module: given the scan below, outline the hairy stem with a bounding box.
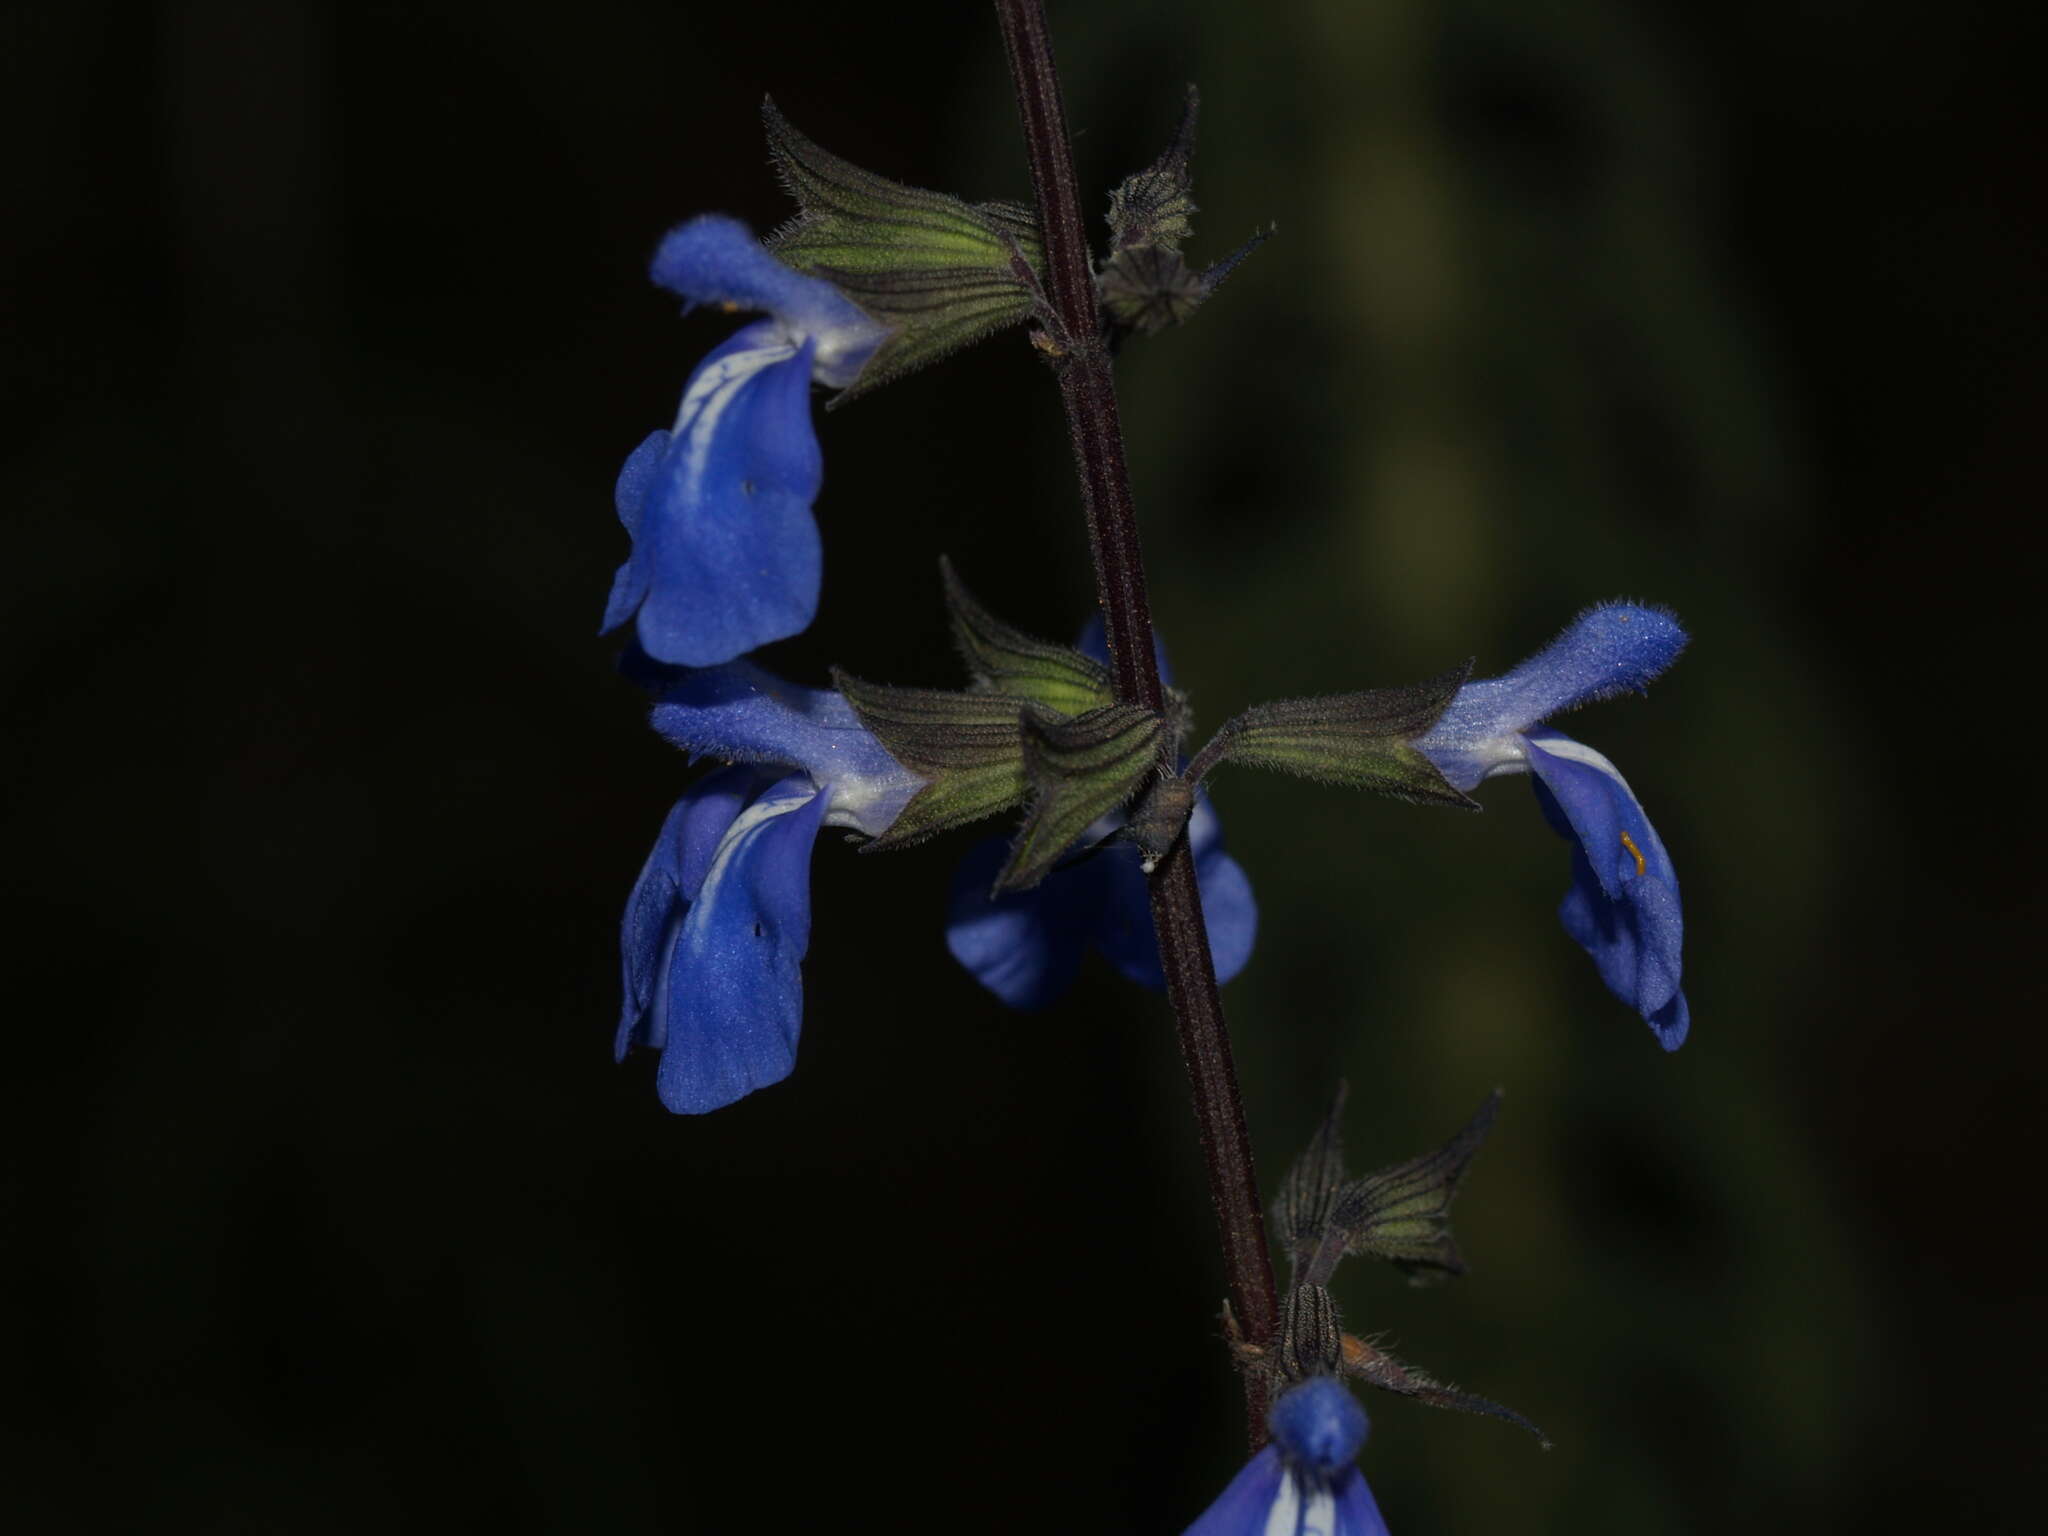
[994,0,1280,1446]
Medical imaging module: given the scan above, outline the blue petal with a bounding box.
[1270,1377,1369,1474]
[599,431,672,635]
[617,807,688,1061]
[1095,795,1257,990]
[946,795,1258,1010]
[648,214,883,389]
[672,769,779,900]
[1331,1467,1392,1536]
[1647,988,1690,1051]
[944,835,1095,1010]
[615,766,764,1061]
[1184,1451,1386,1536]
[1082,844,1156,985]
[609,325,825,667]
[650,775,831,1114]
[1182,1445,1288,1536]
[1554,846,1690,1049]
[1420,603,1687,787]
[650,661,922,835]
[1526,729,1687,1045]
[613,429,669,537]
[651,661,898,780]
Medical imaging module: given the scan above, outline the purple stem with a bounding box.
[994,0,1280,1447]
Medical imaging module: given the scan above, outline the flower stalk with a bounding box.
[994,0,1281,1444]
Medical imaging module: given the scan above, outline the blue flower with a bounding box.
[946,792,1256,1009]
[602,216,887,668]
[616,662,922,1113]
[1416,603,1691,1049]
[945,619,1257,1008]
[1184,1377,1390,1536]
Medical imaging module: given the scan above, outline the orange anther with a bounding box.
[1619,831,1646,878]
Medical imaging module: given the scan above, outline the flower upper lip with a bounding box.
[1416,602,1687,792]
[648,214,886,388]
[649,660,923,837]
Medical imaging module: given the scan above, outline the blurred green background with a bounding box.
[4,1,2039,1530]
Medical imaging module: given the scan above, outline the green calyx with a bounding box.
[1098,245,1209,336]
[763,100,1046,404]
[941,556,1116,716]
[1273,1082,1355,1276]
[1264,1087,1543,1442]
[1276,1283,1344,1380]
[1106,86,1200,255]
[1098,86,1272,337]
[838,562,1178,893]
[1275,1084,1501,1286]
[1189,663,1476,808]
[830,673,1035,850]
[1338,1331,1551,1448]
[996,704,1164,893]
[1333,1090,1501,1282]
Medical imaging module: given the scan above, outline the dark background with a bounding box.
[5,0,2041,1530]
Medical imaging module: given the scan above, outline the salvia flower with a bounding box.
[946,790,1255,1008]
[945,617,1256,1008]
[1185,1376,1389,1536]
[617,663,921,1113]
[1416,602,1691,1049]
[602,215,887,668]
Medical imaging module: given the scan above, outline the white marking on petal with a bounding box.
[820,768,923,840]
[1525,733,1628,785]
[1300,1486,1337,1536]
[1464,733,1531,784]
[1264,1472,1303,1536]
[644,911,681,1051]
[671,342,798,504]
[805,318,885,390]
[746,309,884,392]
[683,788,819,950]
[1415,706,1531,789]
